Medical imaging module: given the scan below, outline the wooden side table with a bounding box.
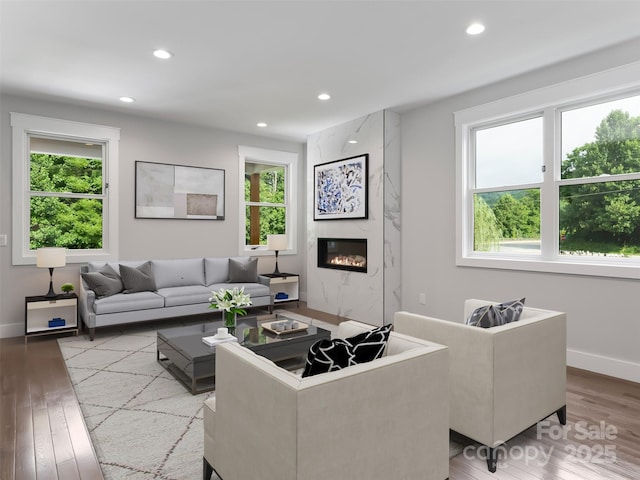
[25,293,79,342]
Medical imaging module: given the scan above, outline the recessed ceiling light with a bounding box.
[257,122,268,128]
[466,23,485,35]
[153,49,173,59]
[119,96,135,103]
[318,93,331,101]
[348,140,358,144]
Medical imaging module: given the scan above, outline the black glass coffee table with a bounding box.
[156,313,331,394]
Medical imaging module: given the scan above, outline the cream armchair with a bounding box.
[393,301,567,472]
[203,321,449,480]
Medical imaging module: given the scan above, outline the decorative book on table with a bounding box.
[202,335,238,347]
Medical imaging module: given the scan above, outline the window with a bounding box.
[11,113,120,265]
[473,117,543,254]
[238,146,297,254]
[456,62,640,278]
[559,97,640,258]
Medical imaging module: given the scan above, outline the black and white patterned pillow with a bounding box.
[344,324,392,364]
[301,338,352,377]
[466,298,525,328]
[302,324,392,378]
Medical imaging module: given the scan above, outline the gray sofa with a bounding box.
[78,257,273,340]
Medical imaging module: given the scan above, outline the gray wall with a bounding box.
[400,38,640,383]
[0,94,306,337]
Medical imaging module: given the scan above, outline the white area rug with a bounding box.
[58,314,338,479]
[59,314,464,479]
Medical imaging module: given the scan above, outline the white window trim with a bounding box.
[237,145,298,256]
[455,61,640,279]
[11,113,120,265]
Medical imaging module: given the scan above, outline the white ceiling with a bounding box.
[2,1,640,142]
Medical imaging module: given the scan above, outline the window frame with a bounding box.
[11,113,120,265]
[237,145,298,256]
[455,61,640,279]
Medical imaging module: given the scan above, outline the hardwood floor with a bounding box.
[0,331,102,480]
[1,304,639,479]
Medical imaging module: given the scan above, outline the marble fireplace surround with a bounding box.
[306,110,401,327]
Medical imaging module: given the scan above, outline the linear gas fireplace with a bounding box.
[317,238,367,273]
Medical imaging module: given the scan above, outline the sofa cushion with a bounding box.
[152,258,205,289]
[81,264,123,298]
[302,324,392,377]
[120,261,157,293]
[93,291,165,315]
[210,282,270,299]
[228,257,258,283]
[158,285,213,307]
[205,257,229,286]
[466,298,525,328]
[87,260,142,275]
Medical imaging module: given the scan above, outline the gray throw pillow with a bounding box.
[498,297,526,323]
[228,258,258,283]
[80,264,123,298]
[466,304,504,328]
[119,261,157,293]
[466,298,525,328]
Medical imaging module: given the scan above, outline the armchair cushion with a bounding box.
[302,324,392,377]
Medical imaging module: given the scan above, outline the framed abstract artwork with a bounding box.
[314,154,368,220]
[135,161,225,219]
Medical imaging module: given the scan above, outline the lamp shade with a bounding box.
[36,247,66,268]
[267,234,288,251]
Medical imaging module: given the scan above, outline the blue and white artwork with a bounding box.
[314,154,368,220]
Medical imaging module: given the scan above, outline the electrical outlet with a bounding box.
[419,293,426,305]
[0,234,7,247]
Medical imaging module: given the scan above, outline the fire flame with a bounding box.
[328,255,366,268]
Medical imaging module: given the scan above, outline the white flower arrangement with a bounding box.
[209,286,252,316]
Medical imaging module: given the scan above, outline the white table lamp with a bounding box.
[267,234,288,275]
[36,247,66,297]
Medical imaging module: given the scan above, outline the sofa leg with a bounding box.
[89,327,95,341]
[556,405,567,425]
[487,447,497,473]
[203,457,214,480]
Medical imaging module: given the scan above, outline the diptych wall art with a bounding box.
[135,161,225,219]
[314,154,369,220]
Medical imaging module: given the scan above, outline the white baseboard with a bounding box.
[1,322,25,339]
[567,349,640,384]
